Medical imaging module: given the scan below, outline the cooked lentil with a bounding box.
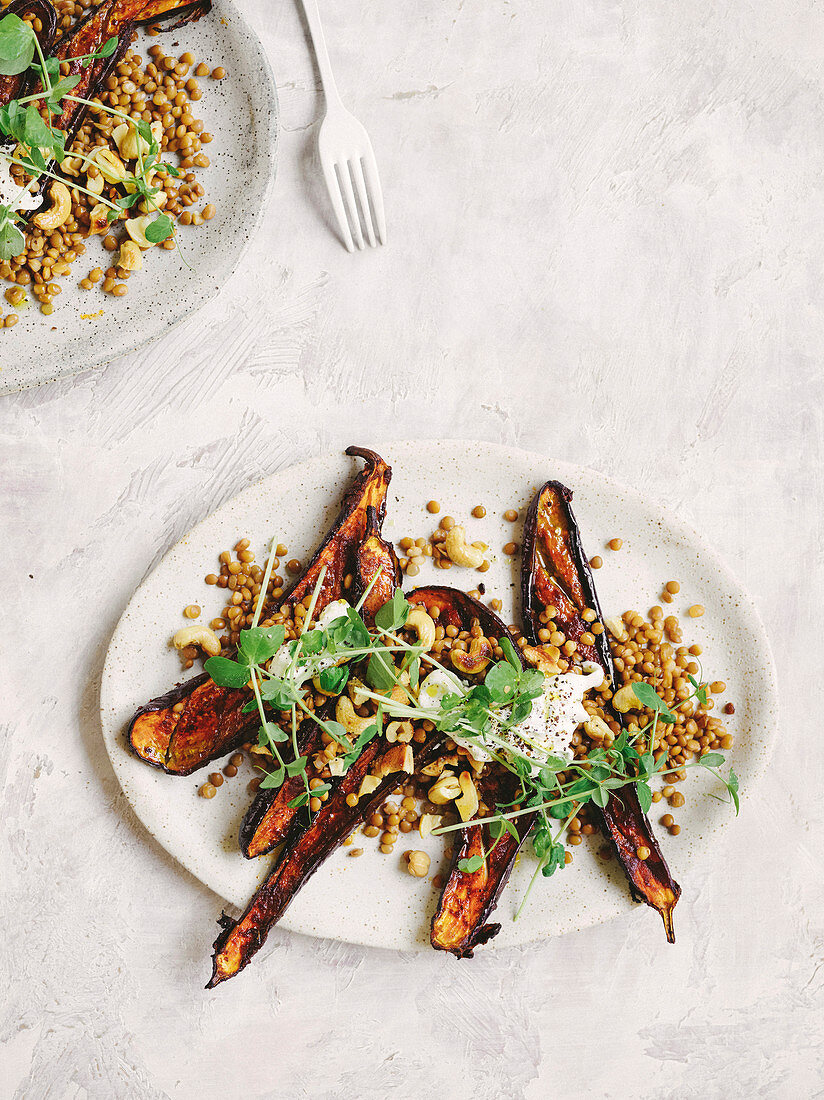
[1,7,221,318]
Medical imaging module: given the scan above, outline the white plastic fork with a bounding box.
[298,0,386,251]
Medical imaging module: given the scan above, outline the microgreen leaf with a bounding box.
[204,655,250,689]
[144,213,174,243]
[259,721,288,745]
[485,661,518,703]
[0,14,36,76]
[0,210,24,261]
[457,853,484,874]
[499,635,521,670]
[374,588,409,633]
[318,665,348,694]
[636,780,652,813]
[285,755,308,777]
[366,645,396,691]
[631,681,675,720]
[259,767,285,790]
[237,624,285,666]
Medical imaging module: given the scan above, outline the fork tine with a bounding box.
[321,157,354,252]
[335,162,364,250]
[360,143,386,245]
[348,158,376,247]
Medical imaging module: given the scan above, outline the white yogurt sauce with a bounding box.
[417,663,604,767]
[267,599,352,678]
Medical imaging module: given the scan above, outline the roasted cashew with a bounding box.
[32,182,71,231]
[112,121,159,161]
[418,813,441,839]
[451,637,493,675]
[605,617,629,642]
[455,770,479,822]
[406,606,436,652]
[376,742,413,777]
[125,215,156,250]
[172,625,221,656]
[611,684,638,713]
[88,203,110,235]
[335,695,374,735]
[358,774,381,798]
[521,645,561,676]
[385,720,413,744]
[444,525,485,568]
[91,147,127,184]
[118,240,143,272]
[584,715,613,741]
[405,850,431,877]
[86,172,104,196]
[428,770,462,804]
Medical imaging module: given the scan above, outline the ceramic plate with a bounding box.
[99,441,778,952]
[0,0,277,395]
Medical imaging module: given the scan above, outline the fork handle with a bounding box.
[298,0,344,111]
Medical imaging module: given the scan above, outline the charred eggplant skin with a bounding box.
[209,734,445,987]
[405,587,535,958]
[520,481,681,942]
[127,448,396,775]
[237,494,400,859]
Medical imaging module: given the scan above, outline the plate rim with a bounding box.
[99,439,780,951]
[0,0,279,397]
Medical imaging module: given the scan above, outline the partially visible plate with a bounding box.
[0,0,278,395]
[99,441,778,952]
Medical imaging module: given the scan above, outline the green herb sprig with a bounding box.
[0,13,178,260]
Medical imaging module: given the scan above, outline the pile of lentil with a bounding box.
[0,0,224,327]
[178,512,734,877]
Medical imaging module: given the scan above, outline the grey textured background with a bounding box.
[2,0,822,1096]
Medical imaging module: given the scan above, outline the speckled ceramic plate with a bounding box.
[100,441,778,953]
[0,0,277,395]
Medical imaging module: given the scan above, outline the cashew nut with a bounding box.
[125,215,157,250]
[444,525,485,569]
[91,147,127,184]
[385,720,413,744]
[118,239,143,272]
[522,645,561,676]
[451,637,493,675]
[377,742,414,777]
[85,172,104,196]
[405,850,431,877]
[172,625,221,656]
[347,677,370,706]
[140,189,167,215]
[88,204,110,235]
[112,121,149,161]
[455,770,479,822]
[612,684,638,713]
[418,813,441,840]
[358,774,381,798]
[428,770,462,804]
[584,715,613,741]
[605,617,629,643]
[406,606,436,652]
[335,695,374,735]
[31,182,71,231]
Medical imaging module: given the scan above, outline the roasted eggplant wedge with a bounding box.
[404,586,536,958]
[127,447,396,775]
[209,732,445,987]
[521,481,681,941]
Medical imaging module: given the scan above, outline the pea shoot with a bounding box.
[203,538,740,899]
[0,12,177,261]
